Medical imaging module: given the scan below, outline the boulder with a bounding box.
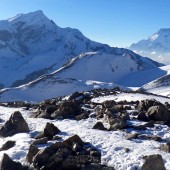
[92,122,107,130]
[35,122,61,140]
[27,145,39,164]
[136,99,162,111]
[51,100,82,119]
[43,123,61,139]
[45,105,57,114]
[117,112,130,120]
[0,153,28,170]
[137,111,149,121]
[0,111,29,137]
[160,142,170,153]
[0,141,15,151]
[76,113,89,120]
[147,105,170,122]
[111,105,125,112]
[141,154,166,170]
[126,133,138,140]
[109,118,127,130]
[143,121,155,128]
[32,137,48,145]
[63,135,84,148]
[102,100,116,108]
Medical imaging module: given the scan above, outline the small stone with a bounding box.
[92,122,106,130]
[126,133,138,140]
[0,141,15,151]
[124,148,130,153]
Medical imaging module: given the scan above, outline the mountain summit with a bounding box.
[129,28,170,64]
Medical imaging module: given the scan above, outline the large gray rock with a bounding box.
[51,100,82,119]
[0,111,29,137]
[136,99,162,111]
[27,145,39,164]
[109,118,127,130]
[147,105,170,122]
[0,153,28,170]
[141,154,166,170]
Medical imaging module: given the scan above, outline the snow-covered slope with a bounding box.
[0,78,124,102]
[118,65,170,87]
[129,28,170,64]
[140,73,170,97]
[0,11,163,89]
[0,51,164,102]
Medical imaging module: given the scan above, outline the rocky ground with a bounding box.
[0,88,170,169]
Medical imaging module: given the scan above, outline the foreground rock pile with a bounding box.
[0,111,114,169]
[29,134,114,170]
[0,88,170,169]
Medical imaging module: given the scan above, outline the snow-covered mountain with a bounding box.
[140,73,170,97]
[0,51,164,102]
[118,65,170,87]
[0,10,163,91]
[0,10,109,88]
[129,28,170,64]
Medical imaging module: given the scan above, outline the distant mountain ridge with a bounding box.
[129,28,170,64]
[0,51,164,102]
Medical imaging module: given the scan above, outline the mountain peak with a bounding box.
[7,10,50,26]
[158,28,170,33]
[129,28,170,64]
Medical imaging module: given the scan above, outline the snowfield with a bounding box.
[0,91,170,169]
[91,92,170,104]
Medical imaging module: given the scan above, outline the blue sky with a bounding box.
[0,0,170,47]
